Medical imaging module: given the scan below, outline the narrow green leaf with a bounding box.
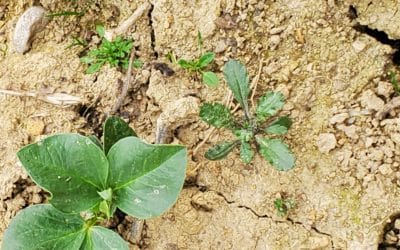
[86,62,103,74]
[223,60,250,118]
[96,24,105,38]
[103,116,137,155]
[80,56,94,64]
[205,140,239,160]
[2,205,86,250]
[98,188,113,201]
[240,142,253,164]
[107,137,187,219]
[256,137,295,171]
[177,59,192,69]
[17,134,108,213]
[199,103,234,128]
[197,52,215,68]
[197,30,203,49]
[202,71,219,87]
[265,116,292,135]
[256,92,285,121]
[98,200,111,218]
[81,227,128,250]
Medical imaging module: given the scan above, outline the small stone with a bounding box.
[379,164,393,176]
[26,119,45,136]
[352,39,366,53]
[214,40,227,53]
[337,125,359,140]
[376,81,393,98]
[329,113,349,124]
[360,90,384,111]
[13,6,49,53]
[316,133,337,153]
[394,219,400,230]
[269,35,281,49]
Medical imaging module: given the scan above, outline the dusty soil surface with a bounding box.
[1,0,400,249]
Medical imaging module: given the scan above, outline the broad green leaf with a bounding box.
[199,103,234,128]
[240,141,253,164]
[88,135,102,148]
[107,137,187,219]
[223,60,250,117]
[205,140,239,160]
[197,52,215,68]
[265,116,292,135]
[17,134,108,213]
[86,62,103,74]
[256,92,285,121]
[202,71,219,87]
[96,24,105,38]
[256,137,295,171]
[81,226,128,250]
[103,116,137,155]
[2,204,86,250]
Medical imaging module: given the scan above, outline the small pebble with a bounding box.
[316,133,337,153]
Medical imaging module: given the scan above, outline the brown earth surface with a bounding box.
[1,0,400,249]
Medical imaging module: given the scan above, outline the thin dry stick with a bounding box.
[104,2,151,41]
[110,48,136,114]
[0,89,81,105]
[250,59,264,110]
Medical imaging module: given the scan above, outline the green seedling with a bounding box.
[274,198,296,217]
[2,116,187,250]
[81,25,143,74]
[390,71,400,95]
[200,60,295,170]
[176,31,219,87]
[66,37,88,49]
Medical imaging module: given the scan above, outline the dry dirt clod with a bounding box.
[316,133,337,153]
[13,6,49,53]
[360,89,384,111]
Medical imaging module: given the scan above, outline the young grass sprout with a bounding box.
[200,60,295,171]
[274,198,296,217]
[80,25,143,74]
[176,31,219,87]
[2,116,187,249]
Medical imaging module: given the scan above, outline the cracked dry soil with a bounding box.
[1,0,400,249]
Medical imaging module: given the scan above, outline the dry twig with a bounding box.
[0,89,81,106]
[250,59,264,110]
[110,47,137,114]
[104,2,151,41]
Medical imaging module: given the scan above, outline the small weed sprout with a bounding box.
[390,71,400,95]
[2,117,187,249]
[199,60,295,170]
[176,31,219,87]
[80,25,143,74]
[274,198,296,217]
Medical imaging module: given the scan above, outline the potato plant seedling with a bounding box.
[80,25,143,74]
[2,116,187,250]
[176,31,219,87]
[200,60,295,170]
